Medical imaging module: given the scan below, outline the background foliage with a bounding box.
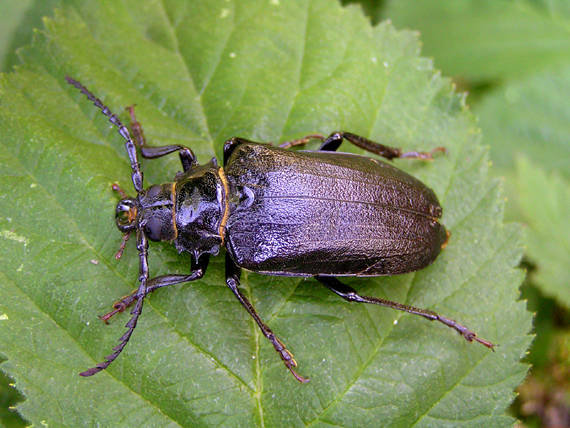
[0,0,554,426]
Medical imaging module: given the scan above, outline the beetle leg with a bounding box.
[99,255,210,323]
[278,134,325,149]
[140,145,197,171]
[66,76,145,192]
[223,137,257,166]
[317,276,495,350]
[126,105,197,171]
[320,132,445,160]
[225,254,309,383]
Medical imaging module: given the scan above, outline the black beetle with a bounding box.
[67,76,494,382]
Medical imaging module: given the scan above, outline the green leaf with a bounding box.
[0,1,531,426]
[475,66,570,180]
[0,0,63,73]
[514,157,570,307]
[0,0,33,72]
[474,67,570,308]
[0,368,24,428]
[381,0,570,82]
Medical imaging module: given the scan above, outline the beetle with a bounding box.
[67,76,494,382]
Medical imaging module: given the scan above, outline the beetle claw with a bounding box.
[472,335,496,350]
[461,329,496,350]
[400,146,446,161]
[114,232,131,259]
[287,365,310,383]
[431,146,446,155]
[272,337,309,382]
[282,350,310,383]
[99,308,120,324]
[279,133,325,149]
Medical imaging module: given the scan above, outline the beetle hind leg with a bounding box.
[225,254,309,383]
[273,131,445,160]
[320,131,445,160]
[317,276,495,350]
[278,134,325,149]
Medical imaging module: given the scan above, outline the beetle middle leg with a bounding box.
[225,254,309,383]
[126,105,197,171]
[317,276,495,349]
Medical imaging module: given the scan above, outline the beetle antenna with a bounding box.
[79,230,149,376]
[67,77,151,376]
[65,76,144,193]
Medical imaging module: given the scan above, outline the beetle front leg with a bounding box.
[100,255,210,323]
[126,105,197,171]
[225,254,309,383]
[317,276,495,349]
[320,132,445,160]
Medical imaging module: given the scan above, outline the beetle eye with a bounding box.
[115,199,137,232]
[116,207,130,226]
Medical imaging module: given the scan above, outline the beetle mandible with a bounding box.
[67,76,494,382]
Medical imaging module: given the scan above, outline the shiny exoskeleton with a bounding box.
[67,76,495,383]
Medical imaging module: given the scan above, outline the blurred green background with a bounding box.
[0,0,568,427]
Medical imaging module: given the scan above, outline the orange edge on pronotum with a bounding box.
[171,181,178,239]
[217,167,230,245]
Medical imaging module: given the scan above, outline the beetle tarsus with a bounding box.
[99,307,121,324]
[400,146,446,161]
[463,331,495,350]
[99,297,131,323]
[287,365,310,384]
[279,134,325,149]
[435,314,495,349]
[114,232,131,259]
[272,337,310,383]
[126,104,146,148]
[272,336,310,383]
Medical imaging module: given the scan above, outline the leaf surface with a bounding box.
[474,67,570,308]
[381,0,570,82]
[513,158,570,307]
[0,1,531,426]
